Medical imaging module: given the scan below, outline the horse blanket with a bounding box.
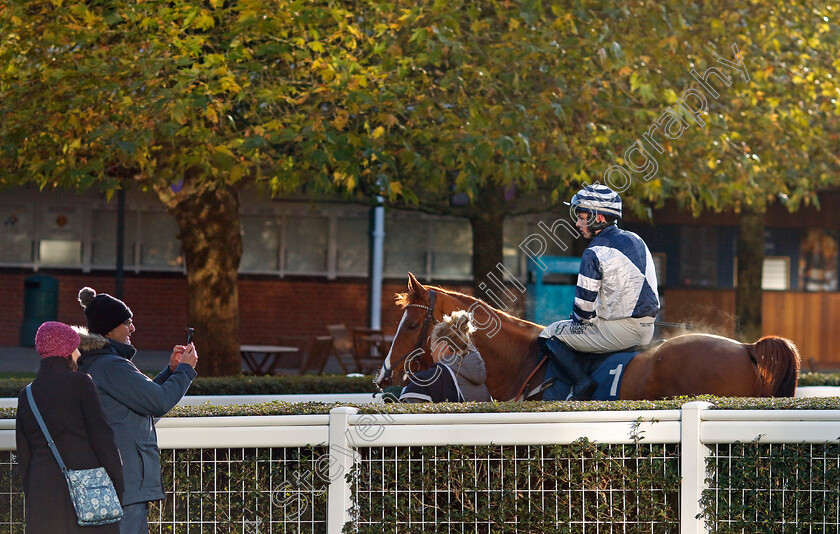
[543,350,637,401]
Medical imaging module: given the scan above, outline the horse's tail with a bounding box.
[748,336,801,397]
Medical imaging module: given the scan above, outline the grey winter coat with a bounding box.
[443,349,492,402]
[77,330,196,506]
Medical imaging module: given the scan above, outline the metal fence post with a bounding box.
[681,401,713,534]
[328,407,359,534]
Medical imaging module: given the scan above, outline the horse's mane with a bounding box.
[395,284,542,330]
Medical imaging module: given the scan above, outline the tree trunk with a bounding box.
[468,185,506,305]
[159,182,243,376]
[735,208,764,342]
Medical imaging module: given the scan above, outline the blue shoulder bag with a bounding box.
[25,384,123,526]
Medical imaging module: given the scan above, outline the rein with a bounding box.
[514,355,551,401]
[380,290,437,385]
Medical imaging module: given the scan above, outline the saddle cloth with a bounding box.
[543,350,638,401]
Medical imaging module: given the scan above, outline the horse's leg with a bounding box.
[618,336,761,400]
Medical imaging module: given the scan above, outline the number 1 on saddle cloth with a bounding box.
[540,338,637,401]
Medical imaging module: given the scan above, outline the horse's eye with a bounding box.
[407,322,419,330]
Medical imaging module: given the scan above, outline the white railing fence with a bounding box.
[0,401,838,533]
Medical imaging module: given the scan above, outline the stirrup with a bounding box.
[565,379,596,401]
[521,377,557,401]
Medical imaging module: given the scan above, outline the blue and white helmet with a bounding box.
[566,184,622,219]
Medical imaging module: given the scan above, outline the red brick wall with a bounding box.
[237,278,413,344]
[6,273,839,369]
[0,272,189,349]
[0,272,471,349]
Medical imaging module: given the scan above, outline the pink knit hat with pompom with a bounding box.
[34,322,80,358]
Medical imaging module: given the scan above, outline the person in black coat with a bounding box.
[398,361,465,403]
[16,321,125,533]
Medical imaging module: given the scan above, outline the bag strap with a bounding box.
[25,384,67,472]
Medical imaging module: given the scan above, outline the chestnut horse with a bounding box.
[376,274,801,401]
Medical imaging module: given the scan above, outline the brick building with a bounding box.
[2,185,839,368]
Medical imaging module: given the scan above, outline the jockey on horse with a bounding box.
[538,184,660,401]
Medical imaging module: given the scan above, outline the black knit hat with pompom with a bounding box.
[78,287,133,336]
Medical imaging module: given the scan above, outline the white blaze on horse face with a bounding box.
[377,310,408,384]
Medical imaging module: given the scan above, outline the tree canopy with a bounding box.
[2,0,840,368]
[4,0,838,215]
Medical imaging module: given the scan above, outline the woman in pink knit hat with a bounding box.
[15,321,125,533]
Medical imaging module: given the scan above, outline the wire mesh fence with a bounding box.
[1,407,840,533]
[0,447,330,534]
[349,441,681,534]
[703,442,840,534]
[0,452,24,534]
[151,447,329,534]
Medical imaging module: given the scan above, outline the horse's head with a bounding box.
[375,273,442,389]
[375,273,545,399]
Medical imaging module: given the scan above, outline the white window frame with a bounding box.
[0,187,552,285]
[733,256,790,291]
[0,202,36,268]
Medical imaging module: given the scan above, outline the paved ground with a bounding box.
[0,346,347,375]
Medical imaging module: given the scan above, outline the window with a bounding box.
[91,210,138,268]
[734,256,790,290]
[384,218,428,277]
[652,253,666,286]
[38,205,83,267]
[503,218,529,278]
[383,215,474,280]
[284,215,328,273]
[798,228,838,291]
[240,214,281,272]
[337,218,369,275]
[680,226,718,286]
[39,240,82,266]
[762,257,789,290]
[139,212,182,269]
[0,205,33,263]
[2,187,545,281]
[430,219,472,278]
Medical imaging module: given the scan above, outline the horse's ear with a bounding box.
[407,272,428,298]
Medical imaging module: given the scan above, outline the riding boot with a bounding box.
[539,336,597,401]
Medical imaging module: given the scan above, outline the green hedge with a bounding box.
[0,371,833,399]
[168,395,840,417]
[0,372,834,402]
[0,371,838,419]
[798,371,840,386]
[2,394,840,420]
[0,374,380,398]
[184,374,379,396]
